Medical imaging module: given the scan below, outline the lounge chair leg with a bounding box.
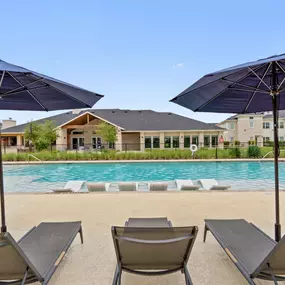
[203,224,209,242]
[112,264,120,285]
[118,270,122,285]
[184,264,193,285]
[21,268,29,285]
[79,226,84,244]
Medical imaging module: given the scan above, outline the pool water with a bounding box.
[3,161,285,192]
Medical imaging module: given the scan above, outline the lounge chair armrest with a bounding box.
[115,234,195,244]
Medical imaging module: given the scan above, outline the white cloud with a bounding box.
[173,63,184,68]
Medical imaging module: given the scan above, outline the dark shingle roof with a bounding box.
[2,109,223,133]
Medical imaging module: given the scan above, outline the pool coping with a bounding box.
[4,189,280,195]
[2,158,285,165]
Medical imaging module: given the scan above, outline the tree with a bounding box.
[24,120,59,151]
[96,122,117,148]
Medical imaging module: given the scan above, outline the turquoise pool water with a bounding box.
[3,161,285,192]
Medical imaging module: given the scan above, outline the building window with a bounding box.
[230,137,234,142]
[71,130,84,135]
[144,137,151,149]
[192,136,199,146]
[172,136,180,148]
[164,136,171,148]
[280,136,284,142]
[279,121,284,129]
[153,137,160,148]
[204,135,210,147]
[263,122,270,129]
[211,135,218,147]
[263,137,270,144]
[228,122,235,130]
[249,117,254,128]
[184,136,191,148]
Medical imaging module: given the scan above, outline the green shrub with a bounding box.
[229,147,241,158]
[248,140,255,146]
[247,146,261,158]
[234,140,240,146]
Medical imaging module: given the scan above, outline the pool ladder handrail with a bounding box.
[27,154,42,163]
[258,149,285,163]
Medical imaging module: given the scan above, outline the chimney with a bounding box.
[2,119,16,129]
[72,109,82,115]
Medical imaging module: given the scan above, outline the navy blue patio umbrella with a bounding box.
[0,59,104,232]
[171,54,285,241]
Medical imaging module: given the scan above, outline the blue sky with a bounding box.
[1,0,285,124]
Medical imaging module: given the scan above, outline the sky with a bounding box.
[1,0,285,125]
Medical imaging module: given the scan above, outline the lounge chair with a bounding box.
[204,219,285,284]
[112,217,198,285]
[87,182,108,192]
[118,182,137,191]
[175,179,200,191]
[0,221,83,285]
[198,179,231,190]
[125,217,173,227]
[149,182,168,191]
[52,180,85,193]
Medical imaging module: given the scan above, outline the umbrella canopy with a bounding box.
[171,54,285,241]
[0,59,104,233]
[0,59,103,110]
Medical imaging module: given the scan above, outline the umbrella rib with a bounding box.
[194,64,267,112]
[229,87,269,94]
[0,71,5,87]
[1,85,49,97]
[0,77,45,96]
[275,62,285,91]
[25,73,93,108]
[248,67,272,91]
[243,63,272,113]
[6,72,47,111]
[222,79,269,93]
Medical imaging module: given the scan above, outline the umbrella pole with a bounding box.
[0,126,6,233]
[272,61,281,242]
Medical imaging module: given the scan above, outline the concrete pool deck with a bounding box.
[4,191,285,284]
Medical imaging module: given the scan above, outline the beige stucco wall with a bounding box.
[121,133,140,150]
[218,121,237,141]
[236,115,263,143]
[263,118,285,141]
[56,129,67,150]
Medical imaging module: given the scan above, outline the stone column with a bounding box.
[116,129,122,151]
[16,135,22,147]
[140,132,145,151]
[199,132,204,148]
[159,133,164,149]
[179,132,184,149]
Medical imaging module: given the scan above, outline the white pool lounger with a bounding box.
[118,182,137,191]
[87,182,109,192]
[175,179,200,190]
[52,180,85,193]
[149,182,168,191]
[198,179,231,190]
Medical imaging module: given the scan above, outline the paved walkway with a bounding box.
[6,191,285,284]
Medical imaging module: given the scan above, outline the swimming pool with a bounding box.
[3,161,285,192]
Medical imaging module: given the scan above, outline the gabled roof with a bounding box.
[2,109,223,133]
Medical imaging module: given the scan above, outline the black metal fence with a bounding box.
[1,141,282,160]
